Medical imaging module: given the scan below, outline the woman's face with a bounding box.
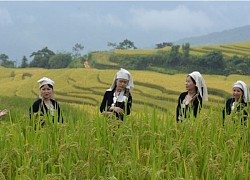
[185,76,196,92]
[232,87,243,100]
[40,84,53,99]
[116,78,129,92]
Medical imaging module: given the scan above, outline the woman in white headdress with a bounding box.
[100,68,134,120]
[176,71,208,122]
[29,77,63,126]
[222,80,250,125]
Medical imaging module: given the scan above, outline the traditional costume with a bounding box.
[222,80,250,125]
[30,77,63,125]
[176,71,208,122]
[100,68,134,120]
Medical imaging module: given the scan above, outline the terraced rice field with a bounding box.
[1,67,250,116]
[90,42,250,69]
[189,42,250,57]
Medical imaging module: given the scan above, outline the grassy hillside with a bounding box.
[1,67,250,117]
[90,42,250,68]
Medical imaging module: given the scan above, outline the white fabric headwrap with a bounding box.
[188,71,208,101]
[37,77,55,88]
[108,68,134,91]
[233,80,250,102]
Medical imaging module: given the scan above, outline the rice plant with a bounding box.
[0,96,249,179]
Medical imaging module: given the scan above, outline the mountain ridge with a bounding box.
[174,24,250,46]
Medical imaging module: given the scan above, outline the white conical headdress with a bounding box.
[37,77,55,99]
[188,71,208,101]
[37,77,54,88]
[233,80,250,102]
[108,68,134,91]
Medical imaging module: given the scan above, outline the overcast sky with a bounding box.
[1,1,250,64]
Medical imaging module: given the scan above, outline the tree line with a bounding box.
[0,39,136,69]
[0,43,85,69]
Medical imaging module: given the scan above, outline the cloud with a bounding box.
[21,14,36,24]
[101,14,124,27]
[0,8,12,26]
[70,12,92,21]
[70,12,124,27]
[129,5,214,33]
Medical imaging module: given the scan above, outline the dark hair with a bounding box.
[189,76,196,85]
[240,88,244,94]
[40,84,53,89]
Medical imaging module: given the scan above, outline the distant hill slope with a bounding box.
[90,42,250,68]
[174,24,250,46]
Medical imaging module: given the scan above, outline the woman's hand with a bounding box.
[114,107,124,114]
[0,109,9,117]
[109,106,124,113]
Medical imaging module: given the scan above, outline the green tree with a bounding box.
[204,51,224,72]
[72,43,84,58]
[169,45,180,66]
[20,56,28,68]
[68,57,83,68]
[182,43,190,61]
[116,39,137,50]
[236,62,248,75]
[107,42,117,50]
[29,47,55,68]
[48,53,72,69]
[0,54,8,62]
[155,42,173,49]
[0,54,15,68]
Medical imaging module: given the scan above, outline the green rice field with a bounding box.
[0,67,249,179]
